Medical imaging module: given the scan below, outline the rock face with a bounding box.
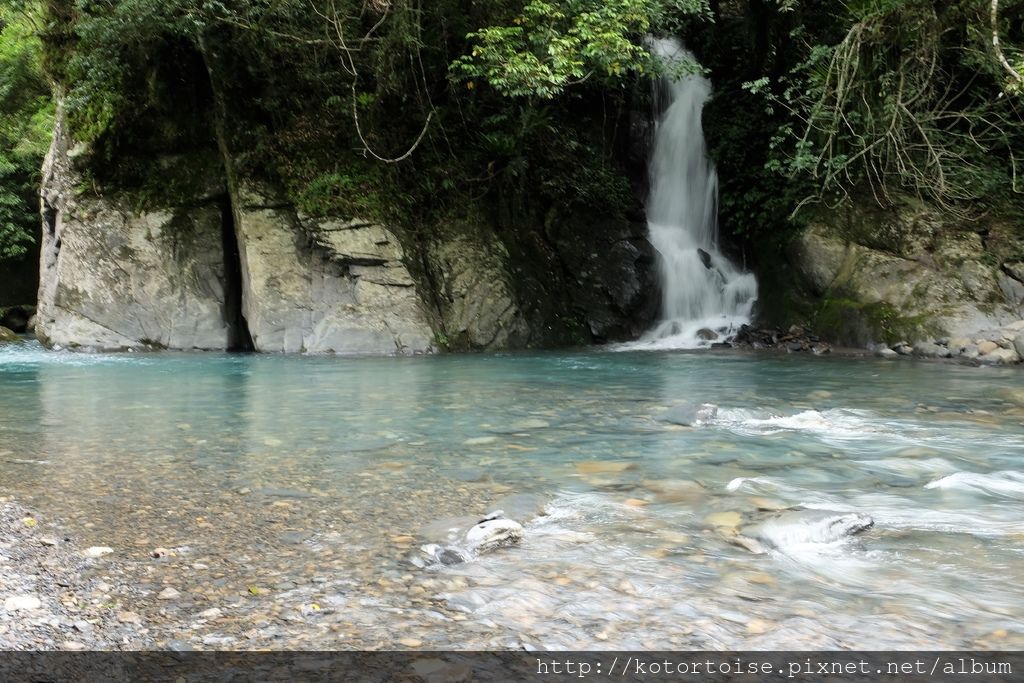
[35,114,658,354]
[231,184,434,354]
[36,116,231,351]
[787,197,1024,346]
[423,225,529,350]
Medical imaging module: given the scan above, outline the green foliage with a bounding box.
[744,0,1024,216]
[293,169,391,221]
[0,1,53,261]
[451,0,710,99]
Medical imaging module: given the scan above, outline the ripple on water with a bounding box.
[0,347,1022,648]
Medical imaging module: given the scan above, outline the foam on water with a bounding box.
[924,471,1024,498]
[0,339,155,367]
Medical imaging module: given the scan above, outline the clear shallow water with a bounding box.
[1,341,1023,649]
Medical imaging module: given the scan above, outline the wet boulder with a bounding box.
[419,511,524,566]
[662,403,718,427]
[0,326,21,344]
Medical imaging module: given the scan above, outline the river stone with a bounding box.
[157,587,181,600]
[662,403,718,427]
[1013,333,1024,359]
[0,326,20,344]
[704,511,742,529]
[464,516,523,553]
[463,436,498,446]
[420,512,524,566]
[979,348,1019,364]
[875,347,898,359]
[84,546,113,558]
[978,340,999,355]
[575,461,635,475]
[913,341,950,358]
[644,479,704,504]
[948,336,972,351]
[740,510,874,552]
[4,596,41,611]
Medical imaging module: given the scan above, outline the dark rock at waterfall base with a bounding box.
[729,323,833,355]
[696,327,718,341]
[697,248,713,270]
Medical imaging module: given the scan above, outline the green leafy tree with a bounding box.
[0,0,53,261]
[451,0,710,99]
[745,0,1024,216]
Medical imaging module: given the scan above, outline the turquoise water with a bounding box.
[1,341,1023,649]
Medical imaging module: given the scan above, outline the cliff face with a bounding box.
[781,197,1024,352]
[37,115,232,351]
[35,113,658,353]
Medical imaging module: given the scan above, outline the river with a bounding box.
[1,341,1022,649]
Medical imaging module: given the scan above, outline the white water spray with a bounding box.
[631,38,757,350]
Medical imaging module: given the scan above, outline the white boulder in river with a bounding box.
[730,509,875,555]
[420,511,524,566]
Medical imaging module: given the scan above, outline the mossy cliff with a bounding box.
[767,197,1024,348]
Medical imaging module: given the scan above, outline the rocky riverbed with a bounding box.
[727,320,1024,365]
[0,499,159,650]
[871,319,1024,364]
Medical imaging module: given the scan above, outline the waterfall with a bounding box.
[632,38,758,350]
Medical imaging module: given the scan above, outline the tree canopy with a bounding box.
[0,0,1021,261]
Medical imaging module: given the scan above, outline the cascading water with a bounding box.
[631,38,758,350]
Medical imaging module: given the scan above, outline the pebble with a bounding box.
[575,461,635,474]
[61,641,87,651]
[4,596,41,611]
[157,587,181,600]
[84,546,113,558]
[117,611,142,624]
[749,496,789,511]
[704,511,742,529]
[398,637,423,648]
[746,619,771,635]
[198,608,223,620]
[463,436,498,446]
[510,418,550,430]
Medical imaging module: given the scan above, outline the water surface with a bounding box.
[1,342,1022,649]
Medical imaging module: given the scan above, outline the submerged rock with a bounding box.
[662,403,718,427]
